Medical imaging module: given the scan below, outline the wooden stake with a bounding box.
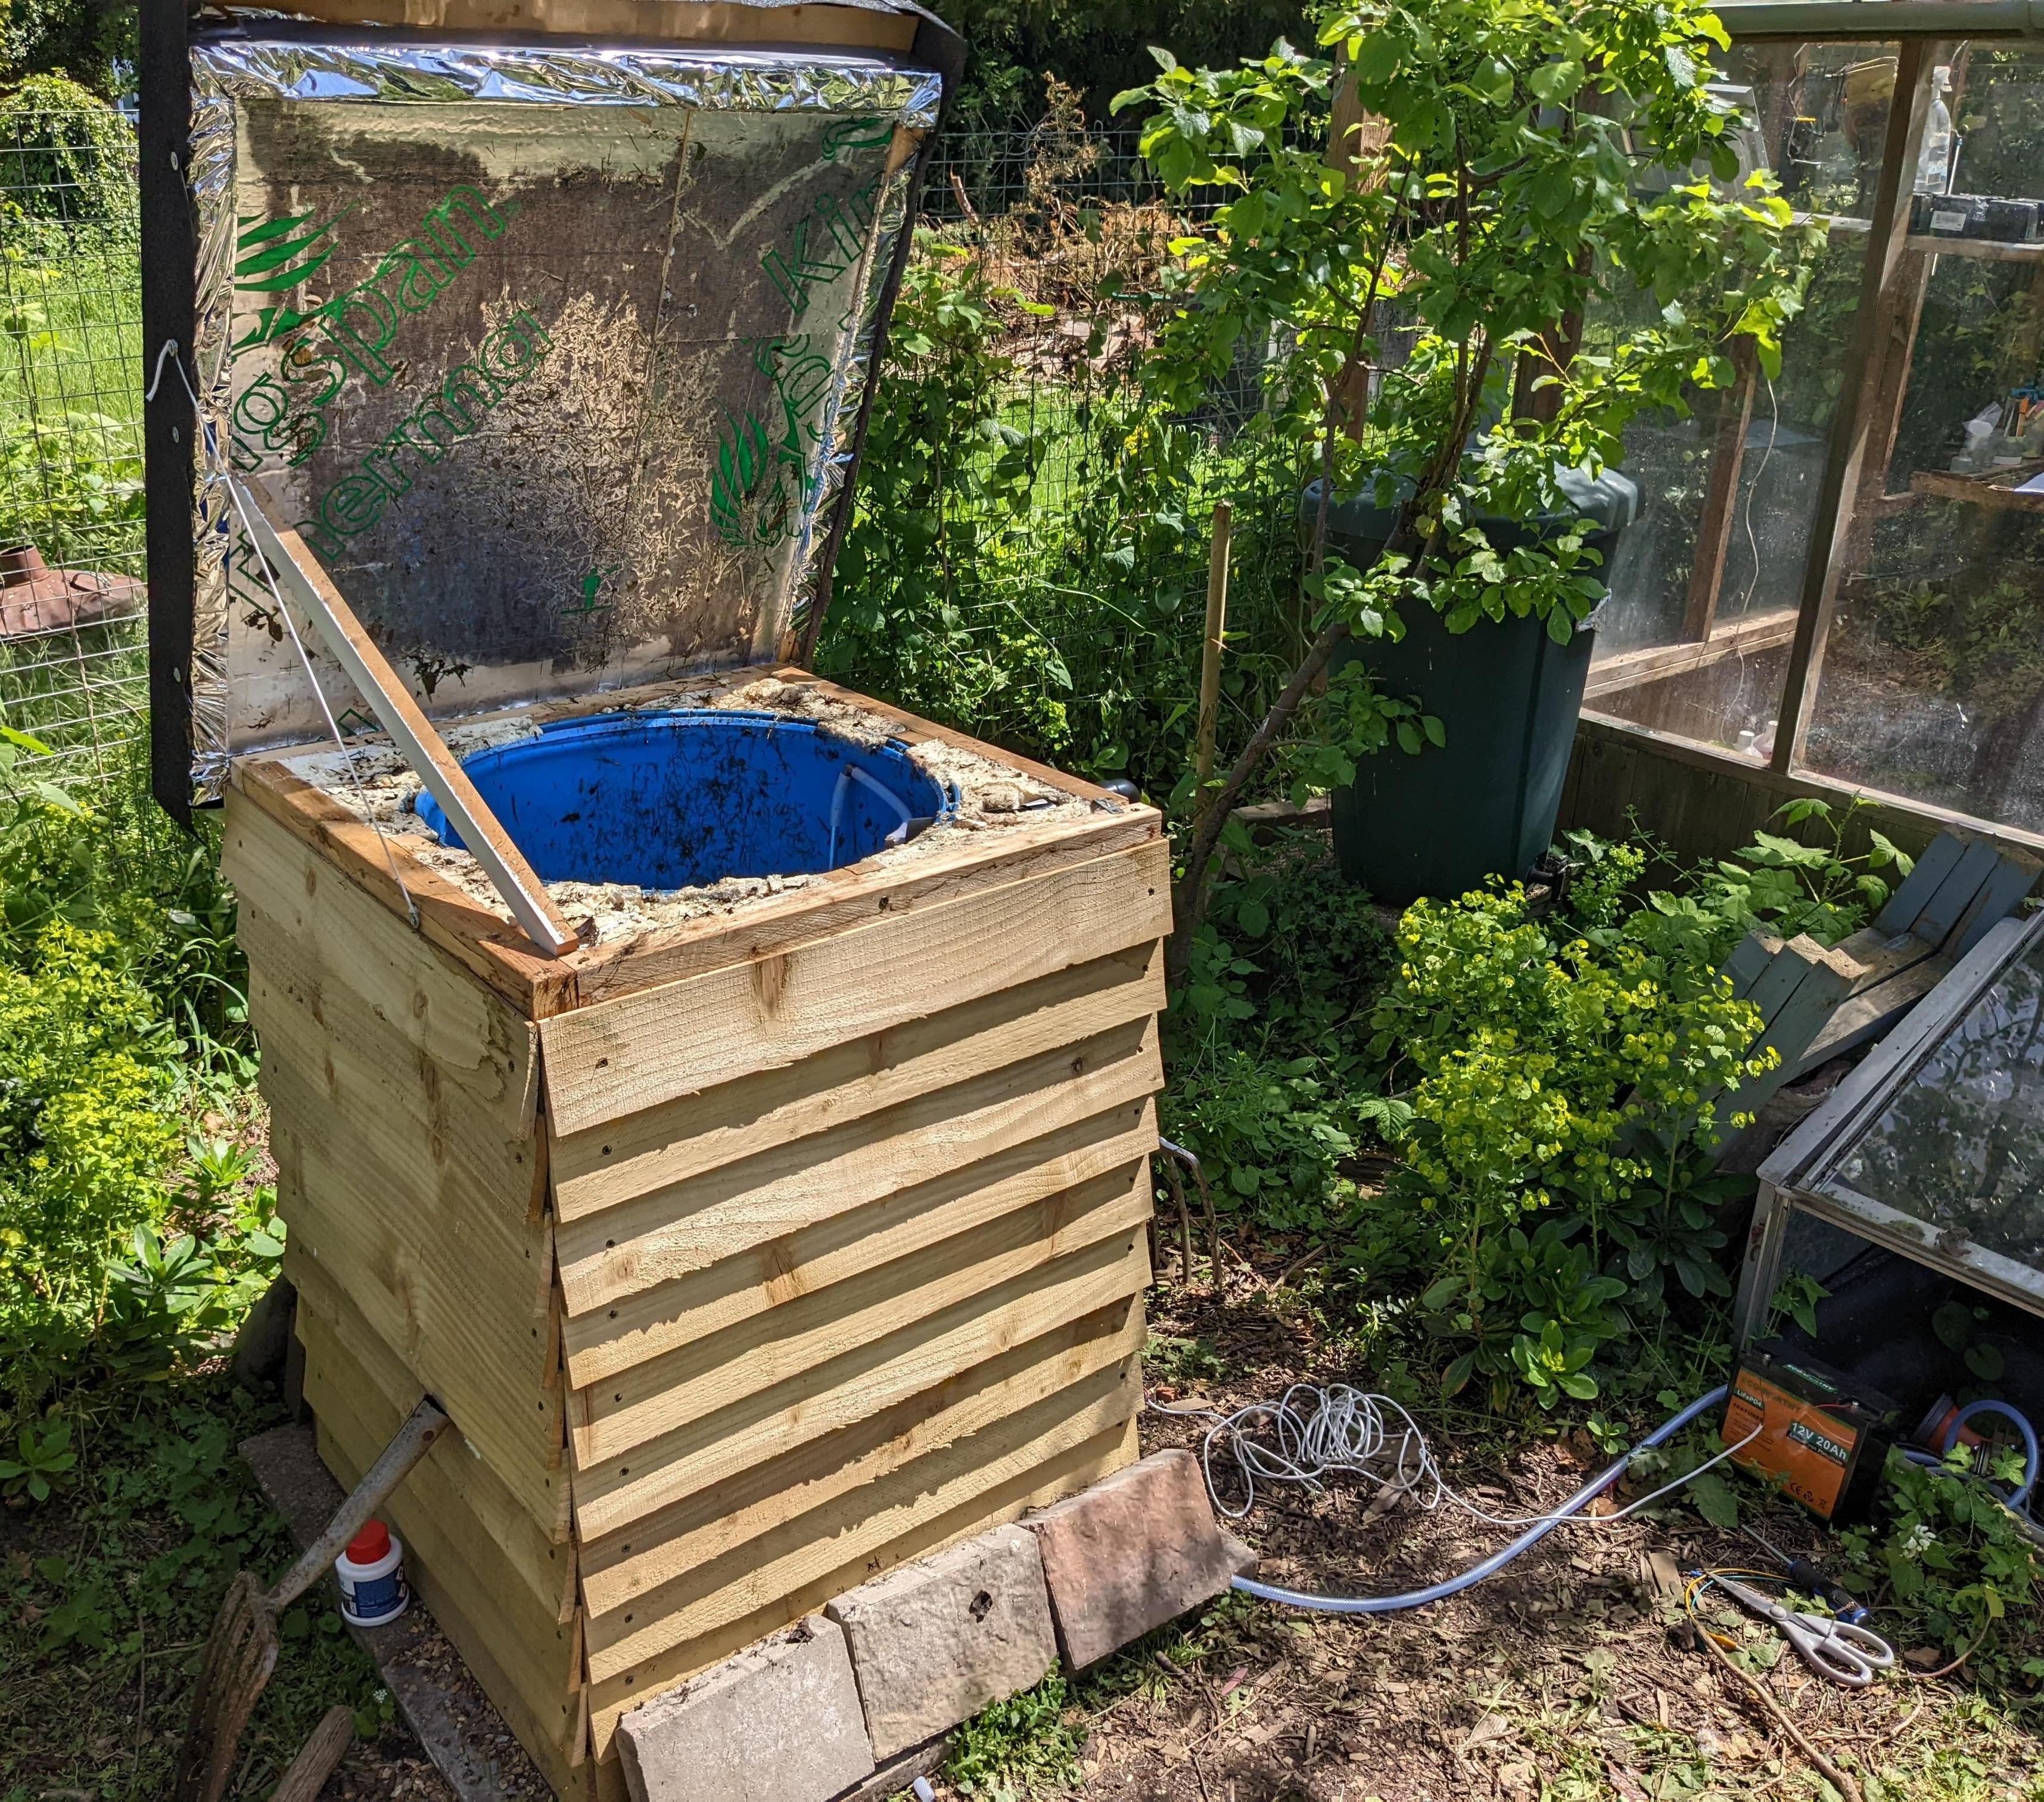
[1195,501,1233,796]
[238,482,580,959]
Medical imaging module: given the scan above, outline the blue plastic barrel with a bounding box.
[413,709,956,890]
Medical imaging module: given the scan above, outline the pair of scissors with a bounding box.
[1697,1571,1897,1688]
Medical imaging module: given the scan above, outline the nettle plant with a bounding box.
[1118,0,1822,953]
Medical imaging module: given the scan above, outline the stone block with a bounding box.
[825,1525,1057,1760]
[1021,1448,1255,1668]
[616,1614,873,1802]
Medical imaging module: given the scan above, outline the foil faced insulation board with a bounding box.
[157,24,945,805]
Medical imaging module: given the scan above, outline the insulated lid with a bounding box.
[143,1,959,815]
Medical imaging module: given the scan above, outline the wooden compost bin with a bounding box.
[223,667,1166,1799]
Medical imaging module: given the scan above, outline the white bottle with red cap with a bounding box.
[334,1519,410,1626]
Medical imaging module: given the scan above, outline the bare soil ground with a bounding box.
[304,1249,2043,1802]
[972,1257,2044,1802]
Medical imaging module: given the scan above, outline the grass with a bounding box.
[0,1375,391,1802]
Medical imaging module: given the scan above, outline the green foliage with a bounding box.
[0,408,143,563]
[819,226,1312,797]
[820,239,1070,759]
[1109,0,1822,849]
[0,739,260,1403]
[945,1669,1085,1798]
[0,74,135,234]
[0,1382,387,1794]
[1366,846,1772,1406]
[0,919,183,1316]
[1162,855,1395,1232]
[1684,797,1910,949]
[1121,0,1819,622]
[1835,1454,2043,1683]
[0,1413,73,1501]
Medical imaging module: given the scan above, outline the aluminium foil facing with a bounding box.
[183,29,941,803]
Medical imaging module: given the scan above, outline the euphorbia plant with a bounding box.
[1118,0,1822,966]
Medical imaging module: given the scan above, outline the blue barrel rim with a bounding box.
[410,706,962,884]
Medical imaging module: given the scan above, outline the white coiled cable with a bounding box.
[1149,1383,1758,1530]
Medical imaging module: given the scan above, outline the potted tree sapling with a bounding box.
[1119,0,1821,958]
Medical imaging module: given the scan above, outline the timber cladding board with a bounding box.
[584,1412,1143,1769]
[290,1242,577,1622]
[537,838,1172,1134]
[549,939,1163,1217]
[563,1099,1157,1385]
[570,1228,1152,1540]
[575,1294,1145,1618]
[248,961,568,1521]
[581,1357,1143,1684]
[298,1304,589,1776]
[555,1015,1163,1328]
[570,1160,1153,1464]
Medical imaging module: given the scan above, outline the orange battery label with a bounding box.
[1725,1368,1857,1519]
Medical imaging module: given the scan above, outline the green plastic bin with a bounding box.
[1303,465,1637,903]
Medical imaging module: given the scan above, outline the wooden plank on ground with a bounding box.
[582,1359,1141,1684]
[570,1230,1150,1540]
[1722,932,1780,1001]
[1874,828,1964,935]
[555,1018,1161,1321]
[1828,925,1937,992]
[539,840,1171,1134]
[584,1413,1141,1767]
[301,1304,589,1788]
[577,1294,1144,1620]
[1907,837,2001,947]
[550,940,1163,1219]
[1719,937,1864,1124]
[564,1101,1155,1385]
[571,1163,1149,1464]
[1949,846,2042,957]
[1789,950,1954,1077]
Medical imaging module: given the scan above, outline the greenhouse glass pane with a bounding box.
[1799,42,2044,830]
[1824,930,2044,1264]
[1585,42,1891,759]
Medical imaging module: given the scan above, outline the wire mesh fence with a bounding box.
[0,105,1302,803]
[0,100,147,789]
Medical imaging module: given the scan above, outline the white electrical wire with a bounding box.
[1149,1384,1760,1530]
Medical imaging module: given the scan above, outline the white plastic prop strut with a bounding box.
[238,481,581,959]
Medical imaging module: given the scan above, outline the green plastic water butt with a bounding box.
[1302,465,1637,904]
